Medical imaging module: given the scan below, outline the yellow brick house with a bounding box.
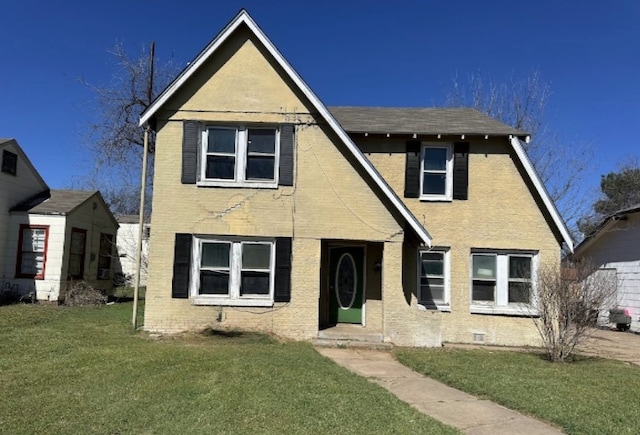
[139,10,573,347]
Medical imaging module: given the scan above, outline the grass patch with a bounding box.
[394,347,640,435]
[0,304,457,434]
[109,286,146,301]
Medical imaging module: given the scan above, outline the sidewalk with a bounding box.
[316,347,563,435]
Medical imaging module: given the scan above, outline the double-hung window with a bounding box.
[421,144,452,200]
[201,126,279,187]
[16,225,48,279]
[192,237,275,306]
[471,251,536,315]
[418,249,450,310]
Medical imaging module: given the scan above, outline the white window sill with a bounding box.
[419,196,452,202]
[192,297,274,307]
[470,305,538,317]
[418,303,451,312]
[196,180,278,189]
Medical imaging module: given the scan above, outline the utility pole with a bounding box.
[132,41,154,330]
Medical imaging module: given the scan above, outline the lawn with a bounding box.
[395,347,640,435]
[0,303,456,434]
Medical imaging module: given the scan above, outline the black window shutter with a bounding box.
[279,124,294,186]
[274,237,292,302]
[453,142,469,200]
[182,121,199,184]
[404,140,421,198]
[172,233,192,299]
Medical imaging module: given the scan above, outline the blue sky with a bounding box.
[1,0,638,196]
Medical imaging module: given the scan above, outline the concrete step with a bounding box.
[312,338,394,350]
[314,326,392,350]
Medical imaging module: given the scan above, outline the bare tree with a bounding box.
[446,71,594,237]
[533,259,616,362]
[77,42,180,215]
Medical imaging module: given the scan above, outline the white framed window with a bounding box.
[17,225,48,279]
[420,144,452,200]
[418,248,450,310]
[191,237,275,306]
[200,126,280,187]
[470,251,537,315]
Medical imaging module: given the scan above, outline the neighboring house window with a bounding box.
[68,228,87,280]
[420,144,452,200]
[470,251,536,315]
[201,126,279,186]
[191,237,276,306]
[16,225,48,279]
[418,248,450,310]
[97,233,113,280]
[2,150,17,175]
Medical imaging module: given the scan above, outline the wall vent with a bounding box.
[473,332,485,343]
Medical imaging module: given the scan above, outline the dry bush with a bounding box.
[64,281,107,306]
[534,259,616,362]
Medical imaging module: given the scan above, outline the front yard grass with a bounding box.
[395,347,640,435]
[0,303,456,434]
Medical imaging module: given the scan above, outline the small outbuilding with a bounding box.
[6,190,119,302]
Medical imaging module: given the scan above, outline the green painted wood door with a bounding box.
[329,246,364,324]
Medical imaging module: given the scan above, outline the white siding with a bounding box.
[115,222,149,286]
[582,213,640,332]
[5,213,66,301]
[0,141,48,278]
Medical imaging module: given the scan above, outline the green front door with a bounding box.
[329,246,364,324]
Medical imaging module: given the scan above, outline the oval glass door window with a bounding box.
[335,253,357,309]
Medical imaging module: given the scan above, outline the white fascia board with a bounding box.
[141,10,432,246]
[509,136,574,252]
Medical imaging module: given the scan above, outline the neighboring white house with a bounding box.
[115,215,150,286]
[5,189,119,302]
[0,138,50,288]
[574,204,640,332]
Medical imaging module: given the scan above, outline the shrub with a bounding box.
[64,281,107,306]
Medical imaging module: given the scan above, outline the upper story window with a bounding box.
[470,250,537,315]
[418,248,450,310]
[404,141,468,201]
[2,150,17,176]
[201,126,279,187]
[421,144,452,200]
[181,121,294,188]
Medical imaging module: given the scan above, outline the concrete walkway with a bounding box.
[316,347,563,434]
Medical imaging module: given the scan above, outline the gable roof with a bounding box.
[140,9,432,246]
[509,137,573,252]
[329,107,528,138]
[0,138,49,192]
[573,204,640,256]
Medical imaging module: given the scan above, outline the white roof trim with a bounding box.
[140,10,431,245]
[509,136,574,252]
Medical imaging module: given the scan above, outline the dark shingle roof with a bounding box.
[12,190,97,214]
[328,106,527,137]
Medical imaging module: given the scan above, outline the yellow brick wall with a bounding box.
[359,137,561,346]
[144,29,403,338]
[145,24,562,347]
